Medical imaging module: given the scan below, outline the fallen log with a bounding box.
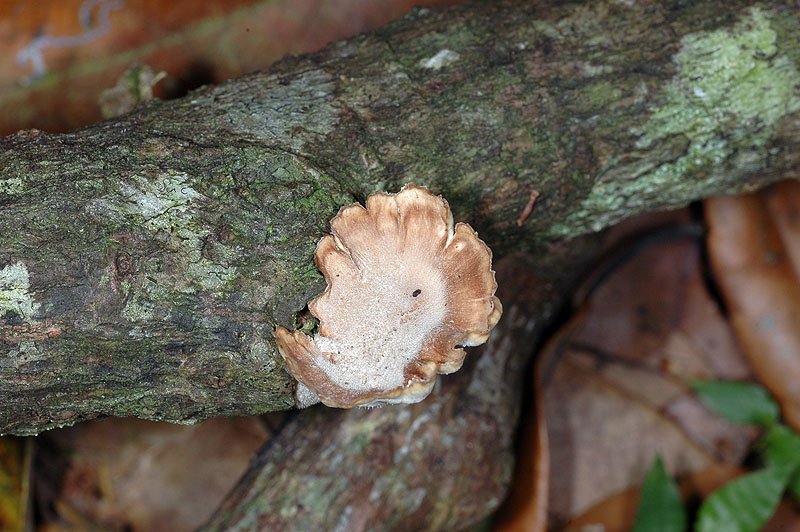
[2,0,799,434]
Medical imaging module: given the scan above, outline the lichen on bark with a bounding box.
[0,262,37,322]
[548,6,800,236]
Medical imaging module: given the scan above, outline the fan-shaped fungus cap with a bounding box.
[275,184,502,408]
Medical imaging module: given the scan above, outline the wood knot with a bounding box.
[114,252,135,278]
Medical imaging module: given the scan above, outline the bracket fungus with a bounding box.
[275,184,502,408]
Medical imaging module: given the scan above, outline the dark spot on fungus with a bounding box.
[412,289,422,297]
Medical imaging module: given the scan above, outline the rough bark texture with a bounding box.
[202,253,575,532]
[2,0,800,434]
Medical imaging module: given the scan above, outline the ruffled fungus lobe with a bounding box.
[275,184,502,408]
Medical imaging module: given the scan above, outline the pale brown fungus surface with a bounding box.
[275,184,502,408]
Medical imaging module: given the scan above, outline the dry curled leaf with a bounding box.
[706,184,800,431]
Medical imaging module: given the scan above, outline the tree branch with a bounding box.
[202,252,577,531]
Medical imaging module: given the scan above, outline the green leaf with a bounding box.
[691,380,779,426]
[760,424,800,499]
[761,425,800,466]
[696,465,795,532]
[633,456,686,532]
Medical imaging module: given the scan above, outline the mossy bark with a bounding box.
[2,0,799,435]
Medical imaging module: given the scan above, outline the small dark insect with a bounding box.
[412,289,422,297]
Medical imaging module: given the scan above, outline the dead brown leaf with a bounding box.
[0,437,30,532]
[498,216,759,529]
[37,416,272,531]
[706,185,800,431]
